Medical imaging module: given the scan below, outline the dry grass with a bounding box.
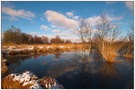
[123,42,134,59]
[2,44,85,55]
[1,57,9,77]
[97,42,119,63]
[124,53,134,59]
[2,76,33,89]
[1,63,9,77]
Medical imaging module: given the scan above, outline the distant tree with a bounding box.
[34,35,43,44]
[50,36,63,44]
[41,36,49,44]
[3,25,22,44]
[55,35,61,44]
[20,33,29,44]
[65,40,72,44]
[50,38,55,44]
[60,39,64,44]
[27,34,34,44]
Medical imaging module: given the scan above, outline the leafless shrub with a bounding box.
[95,13,121,63]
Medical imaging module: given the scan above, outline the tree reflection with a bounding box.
[73,49,121,88]
[33,53,41,59]
[73,50,93,88]
[53,52,61,60]
[98,62,120,88]
[3,55,33,72]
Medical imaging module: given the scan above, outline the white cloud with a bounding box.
[66,12,74,17]
[2,6,35,20]
[66,11,79,20]
[111,16,123,21]
[44,10,79,29]
[52,30,60,33]
[73,16,79,20]
[86,16,100,26]
[51,24,56,28]
[2,16,18,21]
[86,15,122,26]
[125,1,133,11]
[40,25,50,30]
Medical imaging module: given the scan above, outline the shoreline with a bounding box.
[2,44,85,56]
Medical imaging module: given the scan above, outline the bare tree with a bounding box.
[123,23,134,58]
[76,18,93,53]
[95,13,121,62]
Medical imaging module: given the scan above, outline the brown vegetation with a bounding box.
[2,75,33,89]
[1,57,9,77]
[2,71,64,89]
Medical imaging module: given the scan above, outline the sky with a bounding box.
[1,1,134,42]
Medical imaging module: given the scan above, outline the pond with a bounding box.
[3,51,134,89]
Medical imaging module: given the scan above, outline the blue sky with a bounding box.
[1,1,134,42]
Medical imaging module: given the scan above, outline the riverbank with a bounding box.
[2,44,86,55]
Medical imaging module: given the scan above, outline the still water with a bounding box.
[3,51,133,89]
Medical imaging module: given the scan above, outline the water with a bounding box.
[3,51,134,89]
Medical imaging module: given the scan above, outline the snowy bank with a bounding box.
[2,71,64,89]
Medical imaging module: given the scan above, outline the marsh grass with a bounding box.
[123,43,134,59]
[96,42,120,63]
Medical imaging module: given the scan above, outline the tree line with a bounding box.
[2,25,72,44]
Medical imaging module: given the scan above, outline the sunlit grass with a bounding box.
[96,42,119,63]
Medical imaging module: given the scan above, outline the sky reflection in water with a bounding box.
[4,51,133,89]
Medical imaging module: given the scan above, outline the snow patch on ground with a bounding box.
[7,71,64,89]
[46,46,51,49]
[59,46,64,48]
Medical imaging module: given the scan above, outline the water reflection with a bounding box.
[71,49,132,89]
[33,53,41,59]
[47,60,77,78]
[3,55,33,65]
[3,51,133,89]
[71,50,93,88]
[52,52,61,60]
[3,55,33,74]
[98,62,120,88]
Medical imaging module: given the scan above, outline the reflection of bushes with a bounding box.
[2,55,33,73]
[2,62,9,78]
[4,55,33,65]
[54,52,61,59]
[73,52,92,88]
[99,63,120,88]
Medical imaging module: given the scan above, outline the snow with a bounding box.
[46,46,51,49]
[9,71,41,88]
[3,46,8,48]
[7,71,64,89]
[27,46,34,50]
[39,46,43,49]
[59,46,64,48]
